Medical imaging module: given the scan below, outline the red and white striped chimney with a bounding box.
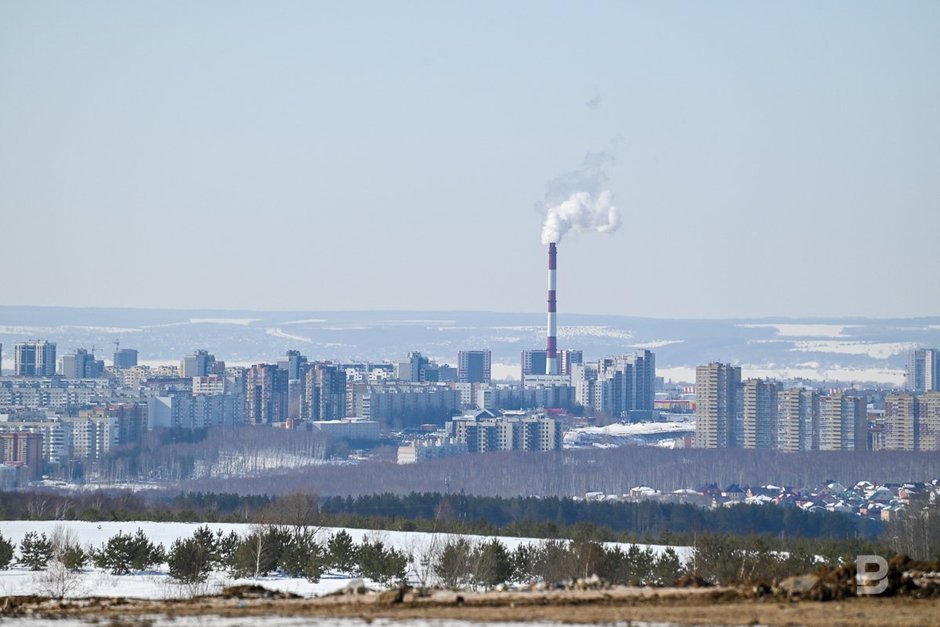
[546,242,558,375]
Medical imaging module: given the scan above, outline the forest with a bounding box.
[181,446,940,498]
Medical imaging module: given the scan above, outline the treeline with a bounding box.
[0,489,881,553]
[182,447,940,498]
[320,492,881,540]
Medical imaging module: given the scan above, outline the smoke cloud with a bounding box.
[539,151,621,245]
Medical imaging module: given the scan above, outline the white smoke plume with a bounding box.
[538,151,621,245]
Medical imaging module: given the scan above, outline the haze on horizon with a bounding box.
[1,1,937,319]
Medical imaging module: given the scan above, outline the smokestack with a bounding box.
[546,242,558,375]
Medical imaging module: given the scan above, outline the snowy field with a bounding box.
[0,520,690,600]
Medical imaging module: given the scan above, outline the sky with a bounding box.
[1,1,938,318]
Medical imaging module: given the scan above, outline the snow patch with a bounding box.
[265,328,314,344]
[631,340,684,349]
[190,318,260,326]
[789,340,917,359]
[740,324,859,338]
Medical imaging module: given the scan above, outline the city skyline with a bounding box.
[2,2,938,318]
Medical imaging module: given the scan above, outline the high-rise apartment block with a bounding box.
[0,431,44,480]
[776,388,818,452]
[884,392,940,451]
[457,350,491,384]
[60,349,104,378]
[303,363,346,420]
[14,341,56,377]
[694,362,871,452]
[520,349,547,384]
[741,378,780,449]
[277,350,308,381]
[113,348,138,369]
[907,348,940,393]
[243,363,288,425]
[397,352,433,382]
[818,392,867,451]
[694,363,741,448]
[181,349,221,378]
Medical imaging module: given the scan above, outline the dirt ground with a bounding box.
[4,586,940,626]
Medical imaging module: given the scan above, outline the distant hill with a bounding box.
[2,306,937,384]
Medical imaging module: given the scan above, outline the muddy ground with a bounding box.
[2,585,940,626]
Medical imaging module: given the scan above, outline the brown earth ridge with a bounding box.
[3,556,940,627]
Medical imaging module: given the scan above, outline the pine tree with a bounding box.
[435,537,474,589]
[168,537,213,585]
[473,539,512,589]
[92,529,164,575]
[356,538,407,584]
[0,533,14,570]
[19,532,54,571]
[279,530,325,582]
[326,530,356,573]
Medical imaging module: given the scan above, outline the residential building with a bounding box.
[445,411,562,453]
[149,393,241,429]
[60,349,104,378]
[777,388,818,452]
[0,431,43,480]
[14,341,56,377]
[347,381,460,428]
[277,350,308,381]
[396,352,433,382]
[884,392,940,451]
[741,378,779,449]
[521,349,547,384]
[242,363,288,425]
[818,393,867,451]
[921,392,940,451]
[458,351,492,384]
[112,348,138,369]
[884,393,918,451]
[181,350,221,378]
[303,363,346,421]
[907,348,940,393]
[559,349,583,376]
[0,377,112,409]
[694,363,741,448]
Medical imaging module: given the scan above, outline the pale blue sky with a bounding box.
[1,1,938,317]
